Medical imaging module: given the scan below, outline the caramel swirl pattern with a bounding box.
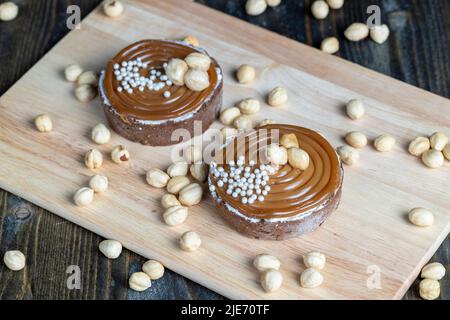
[103,40,221,122]
[210,125,343,219]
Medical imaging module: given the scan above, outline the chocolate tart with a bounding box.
[208,124,343,240]
[99,40,223,146]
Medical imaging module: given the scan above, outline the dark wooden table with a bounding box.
[0,0,448,300]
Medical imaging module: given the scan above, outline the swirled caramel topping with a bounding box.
[209,124,343,220]
[103,40,221,122]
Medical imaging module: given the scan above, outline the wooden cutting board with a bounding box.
[0,0,449,299]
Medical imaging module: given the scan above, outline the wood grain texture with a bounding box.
[0,0,449,300]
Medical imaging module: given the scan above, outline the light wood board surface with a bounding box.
[0,0,449,299]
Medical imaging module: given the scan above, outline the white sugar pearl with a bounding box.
[124,84,130,90]
[166,80,173,86]
[114,64,120,69]
[254,169,260,174]
[133,67,139,72]
[117,76,123,81]
[217,180,224,187]
[232,192,238,198]
[233,182,238,187]
[151,69,156,75]
[127,88,133,93]
[122,62,127,67]
[256,189,262,195]
[229,172,235,178]
[223,177,228,183]
[242,197,248,204]
[235,188,241,194]
[242,185,248,191]
[251,194,257,201]
[163,62,168,68]
[163,91,171,98]
[249,160,255,166]
[150,75,156,81]
[114,70,120,76]
[214,172,220,178]
[139,86,144,92]
[255,178,261,185]
[156,71,161,77]
[226,189,232,195]
[160,75,168,81]
[248,198,254,204]
[265,185,271,191]
[258,196,265,202]
[218,167,224,172]
[262,190,268,196]
[249,184,254,189]
[246,189,253,196]
[142,63,148,68]
[240,191,246,197]
[117,86,123,92]
[244,172,250,178]
[245,167,251,172]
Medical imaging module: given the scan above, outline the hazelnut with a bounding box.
[77,71,99,87]
[184,52,211,71]
[421,149,444,168]
[419,279,440,300]
[326,0,344,9]
[161,194,180,209]
[184,145,203,164]
[179,231,202,251]
[91,123,111,145]
[103,0,124,18]
[260,269,283,293]
[3,250,25,271]
[75,84,97,102]
[344,23,369,41]
[288,148,310,170]
[167,162,189,177]
[85,149,103,170]
[253,254,281,272]
[374,134,396,152]
[345,131,367,148]
[259,119,276,127]
[429,132,448,151]
[267,87,288,106]
[163,205,188,226]
[89,174,108,193]
[346,99,365,120]
[443,143,450,161]
[303,251,326,270]
[220,107,241,126]
[165,58,188,86]
[408,207,434,227]
[184,69,210,91]
[266,0,281,7]
[311,1,329,20]
[34,113,53,132]
[320,37,339,54]
[300,268,323,288]
[265,144,288,165]
[143,260,165,280]
[236,64,256,84]
[64,64,83,82]
[421,262,446,281]
[181,35,199,47]
[233,115,253,131]
[73,187,94,206]
[98,239,122,259]
[237,98,261,115]
[0,2,18,22]
[190,163,208,182]
[408,136,430,156]
[280,133,299,149]
[167,176,190,194]
[179,183,203,206]
[336,145,359,165]
[245,0,267,16]
[370,24,390,44]
[147,168,170,188]
[129,272,151,292]
[111,145,129,164]
[220,127,239,141]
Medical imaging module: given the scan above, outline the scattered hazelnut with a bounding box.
[129,272,151,292]
[161,194,180,209]
[336,145,359,165]
[237,98,260,115]
[98,239,122,259]
[245,0,267,16]
[300,267,323,288]
[345,131,367,148]
[184,145,203,164]
[233,115,253,131]
[77,71,99,87]
[73,187,94,206]
[429,132,448,151]
[147,168,170,188]
[443,144,450,160]
[163,205,188,226]
[265,144,288,165]
[280,133,299,149]
[259,119,276,127]
[103,0,124,18]
[311,0,329,20]
[64,64,83,82]
[303,251,326,270]
[408,207,434,227]
[167,176,190,194]
[320,37,340,54]
[345,99,365,120]
[179,231,202,251]
[421,149,444,168]
[165,58,188,86]
[34,113,53,132]
[75,84,97,102]
[167,162,189,177]
[84,149,103,170]
[408,136,430,156]
[184,69,210,91]
[91,123,111,145]
[111,145,129,164]
[253,254,281,272]
[421,262,446,281]
[326,0,344,9]
[184,52,211,71]
[143,260,165,280]
[370,24,390,44]
[0,2,18,21]
[267,87,288,106]
[344,23,369,41]
[288,148,310,170]
[3,250,25,271]
[190,163,208,182]
[374,134,396,152]
[220,127,239,141]
[89,174,108,193]
[220,107,241,126]
[181,35,199,47]
[179,183,203,206]
[236,64,256,84]
[266,0,282,7]
[419,279,440,300]
[260,269,283,293]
